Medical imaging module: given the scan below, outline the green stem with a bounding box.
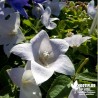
[76,58,89,74]
[36,20,41,30]
[72,58,89,81]
[73,46,77,54]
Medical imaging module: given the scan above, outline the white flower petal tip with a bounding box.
[10,43,33,60]
[44,0,66,16]
[50,18,59,22]
[30,29,48,43]
[41,7,59,30]
[7,68,24,87]
[64,34,91,47]
[46,22,57,30]
[50,39,69,53]
[50,55,75,76]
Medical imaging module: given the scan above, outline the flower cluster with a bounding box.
[0,0,94,98]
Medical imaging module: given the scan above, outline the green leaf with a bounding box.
[69,1,75,7]
[47,75,71,98]
[23,19,38,33]
[75,72,97,82]
[78,45,89,55]
[23,19,33,28]
[0,94,14,98]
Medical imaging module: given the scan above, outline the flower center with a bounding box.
[43,51,50,58]
[39,51,50,66]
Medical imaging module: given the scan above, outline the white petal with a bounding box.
[65,35,83,47]
[30,30,48,43]
[89,0,95,7]
[50,18,59,22]
[20,90,27,98]
[25,61,31,70]
[59,2,66,10]
[20,86,42,98]
[50,55,75,75]
[51,7,60,16]
[10,43,33,60]
[7,68,24,87]
[0,0,5,9]
[38,32,57,65]
[20,70,42,98]
[68,89,87,98]
[39,31,52,54]
[0,8,14,18]
[0,29,24,45]
[37,3,44,13]
[82,36,91,43]
[70,34,82,47]
[87,0,96,19]
[41,7,51,27]
[50,0,60,16]
[50,39,69,53]
[31,61,54,85]
[14,29,25,43]
[12,13,20,33]
[0,8,20,35]
[30,30,52,62]
[87,7,96,19]
[46,21,57,30]
[3,29,25,57]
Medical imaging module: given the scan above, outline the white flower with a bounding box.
[87,0,96,19]
[69,80,87,98]
[41,7,59,30]
[11,30,75,84]
[44,0,66,16]
[7,61,42,98]
[0,8,25,57]
[64,34,91,47]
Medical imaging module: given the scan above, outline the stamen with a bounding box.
[39,51,50,66]
[43,51,50,58]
